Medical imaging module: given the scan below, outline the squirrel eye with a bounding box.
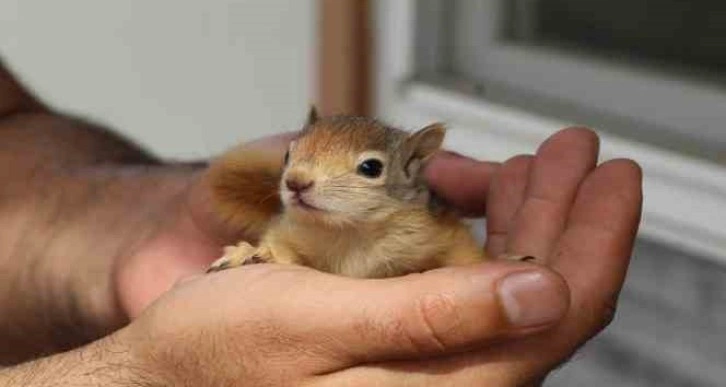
[357,158,384,178]
[283,150,290,165]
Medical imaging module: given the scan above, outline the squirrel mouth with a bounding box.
[291,195,322,211]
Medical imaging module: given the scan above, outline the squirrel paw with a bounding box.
[207,242,259,273]
[241,254,269,265]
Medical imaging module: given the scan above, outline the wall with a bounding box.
[0,0,315,160]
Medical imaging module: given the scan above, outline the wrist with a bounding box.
[0,331,160,387]
[115,169,226,319]
[0,164,201,364]
[71,164,203,329]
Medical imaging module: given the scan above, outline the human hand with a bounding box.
[339,127,642,384]
[109,249,567,386]
[115,126,641,385]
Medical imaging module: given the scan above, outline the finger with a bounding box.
[430,159,643,384]
[507,127,599,261]
[236,131,299,153]
[244,261,570,372]
[425,151,499,216]
[312,363,508,386]
[314,349,550,387]
[318,160,641,387]
[485,155,533,257]
[460,160,643,383]
[551,159,642,338]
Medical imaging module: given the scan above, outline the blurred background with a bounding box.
[0,0,316,159]
[1,1,725,386]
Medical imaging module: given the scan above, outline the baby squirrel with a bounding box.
[206,108,489,278]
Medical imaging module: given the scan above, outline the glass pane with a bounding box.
[413,0,726,163]
[508,0,726,77]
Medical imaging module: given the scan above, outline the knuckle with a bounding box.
[409,293,462,353]
[351,293,465,357]
[352,308,417,356]
[496,155,533,186]
[502,154,534,174]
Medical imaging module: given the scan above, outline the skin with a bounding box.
[0,59,642,385]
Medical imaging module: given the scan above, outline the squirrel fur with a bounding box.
[207,108,489,278]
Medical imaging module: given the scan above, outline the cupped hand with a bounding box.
[115,127,641,385]
[116,250,568,386]
[326,127,642,385]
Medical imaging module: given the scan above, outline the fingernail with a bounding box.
[497,271,567,328]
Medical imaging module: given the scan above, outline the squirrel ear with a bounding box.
[306,105,319,126]
[401,123,446,178]
[406,123,446,160]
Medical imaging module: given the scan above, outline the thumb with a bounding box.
[425,151,500,216]
[279,261,569,368]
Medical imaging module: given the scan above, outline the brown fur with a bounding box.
[208,142,283,240]
[208,112,489,278]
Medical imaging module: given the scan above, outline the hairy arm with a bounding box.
[0,60,202,364]
[0,336,153,387]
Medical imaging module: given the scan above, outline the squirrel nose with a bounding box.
[285,178,313,193]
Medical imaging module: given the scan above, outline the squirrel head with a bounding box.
[280,107,446,227]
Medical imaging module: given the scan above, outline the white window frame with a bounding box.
[452,0,726,151]
[374,0,726,264]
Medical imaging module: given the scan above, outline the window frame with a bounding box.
[418,0,726,162]
[374,0,726,264]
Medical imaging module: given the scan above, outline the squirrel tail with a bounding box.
[207,143,283,241]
